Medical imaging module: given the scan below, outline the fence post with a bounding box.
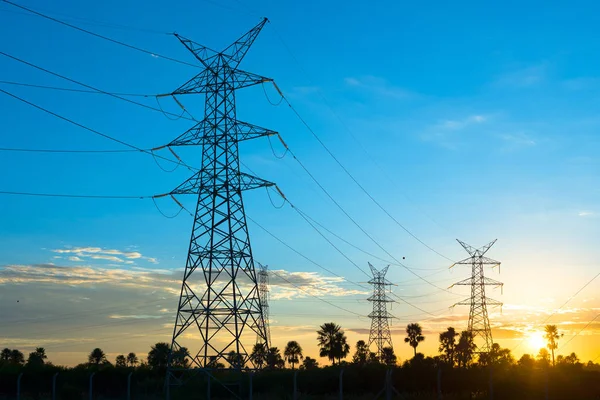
[249,372,254,400]
[489,366,493,400]
[89,372,96,400]
[127,371,134,400]
[17,372,23,400]
[207,371,211,400]
[52,372,59,400]
[545,368,548,400]
[437,368,442,400]
[385,369,392,400]
[339,369,344,400]
[293,370,298,400]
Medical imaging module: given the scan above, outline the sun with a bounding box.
[527,331,546,351]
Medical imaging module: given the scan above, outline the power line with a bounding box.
[1,0,198,68]
[0,51,196,122]
[270,82,454,263]
[0,146,138,153]
[511,271,600,352]
[0,80,151,97]
[558,312,600,353]
[0,191,149,199]
[0,87,189,170]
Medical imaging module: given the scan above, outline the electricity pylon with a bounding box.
[367,263,395,359]
[451,239,503,353]
[257,263,271,348]
[163,18,274,379]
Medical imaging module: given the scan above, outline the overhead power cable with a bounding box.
[0,87,191,171]
[0,51,196,122]
[511,271,600,352]
[0,80,151,96]
[1,0,198,68]
[558,312,600,353]
[0,147,138,153]
[0,191,149,199]
[269,82,454,263]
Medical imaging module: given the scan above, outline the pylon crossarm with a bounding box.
[173,33,220,70]
[451,277,473,286]
[172,70,211,95]
[456,239,477,256]
[452,297,473,307]
[236,120,278,141]
[240,172,275,191]
[222,18,269,67]
[479,256,500,266]
[485,298,503,307]
[453,256,473,266]
[165,119,209,147]
[479,239,498,256]
[231,69,272,90]
[483,277,503,286]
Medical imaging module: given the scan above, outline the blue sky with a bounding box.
[1,0,600,365]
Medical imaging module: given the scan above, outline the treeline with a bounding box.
[1,323,600,399]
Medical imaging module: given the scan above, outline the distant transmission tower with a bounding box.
[164,19,274,378]
[451,239,503,353]
[367,263,395,359]
[257,263,271,348]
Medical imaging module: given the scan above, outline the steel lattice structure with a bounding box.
[164,19,274,377]
[257,263,271,347]
[367,263,395,359]
[451,239,503,353]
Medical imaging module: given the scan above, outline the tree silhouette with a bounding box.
[0,348,11,363]
[115,355,127,368]
[227,351,244,369]
[317,322,347,365]
[266,347,285,369]
[88,348,106,366]
[478,343,514,368]
[404,323,425,358]
[352,340,370,366]
[517,354,535,368]
[126,352,138,367]
[544,325,562,366]
[250,343,267,369]
[284,341,303,369]
[439,327,458,366]
[537,348,550,367]
[301,356,319,370]
[26,347,47,367]
[147,342,170,369]
[381,347,397,366]
[207,356,225,369]
[455,331,475,369]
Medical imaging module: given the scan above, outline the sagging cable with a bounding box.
[151,196,183,219]
[150,149,180,172]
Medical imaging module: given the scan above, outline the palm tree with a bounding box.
[88,348,106,365]
[26,347,47,366]
[250,343,267,369]
[284,341,304,369]
[404,323,425,357]
[455,331,476,368]
[316,322,349,365]
[544,325,562,366]
[227,351,243,369]
[317,322,341,365]
[126,352,138,367]
[352,340,370,365]
[115,355,127,368]
[381,347,397,366]
[0,348,11,362]
[301,356,319,370]
[147,342,170,369]
[439,327,458,366]
[266,347,285,369]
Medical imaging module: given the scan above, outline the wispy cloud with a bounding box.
[493,64,547,88]
[420,114,488,149]
[269,269,368,300]
[578,211,598,218]
[53,246,159,265]
[497,132,537,150]
[344,75,415,99]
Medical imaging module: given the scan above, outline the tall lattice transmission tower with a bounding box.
[163,19,274,377]
[451,239,503,353]
[367,263,395,358]
[257,263,271,348]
